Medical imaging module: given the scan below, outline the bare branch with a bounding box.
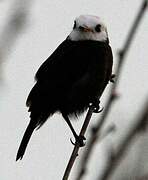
[99,98,148,180]
[76,1,148,179]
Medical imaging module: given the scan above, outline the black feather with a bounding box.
[16,121,35,161]
[16,39,113,160]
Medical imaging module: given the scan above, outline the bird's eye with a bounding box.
[95,24,101,32]
[73,21,76,29]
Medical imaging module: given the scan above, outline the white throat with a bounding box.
[68,30,107,42]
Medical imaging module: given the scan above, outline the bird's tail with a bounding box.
[16,122,35,161]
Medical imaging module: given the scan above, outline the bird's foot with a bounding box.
[89,99,103,113]
[110,74,116,83]
[70,135,86,147]
[93,106,104,113]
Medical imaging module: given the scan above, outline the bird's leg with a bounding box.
[89,98,103,113]
[62,113,86,147]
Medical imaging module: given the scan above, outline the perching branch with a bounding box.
[76,1,148,179]
[62,106,94,180]
[99,98,148,180]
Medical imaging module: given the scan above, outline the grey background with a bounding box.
[0,0,148,179]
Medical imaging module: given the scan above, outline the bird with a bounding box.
[16,15,113,161]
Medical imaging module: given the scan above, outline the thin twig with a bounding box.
[62,106,94,180]
[76,1,148,179]
[99,98,148,180]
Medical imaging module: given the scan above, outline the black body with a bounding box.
[16,39,113,160]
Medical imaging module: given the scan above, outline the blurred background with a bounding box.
[0,0,148,179]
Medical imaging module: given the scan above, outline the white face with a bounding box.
[68,15,108,42]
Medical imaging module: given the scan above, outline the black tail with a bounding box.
[16,122,35,161]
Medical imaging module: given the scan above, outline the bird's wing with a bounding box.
[35,39,73,81]
[26,39,91,106]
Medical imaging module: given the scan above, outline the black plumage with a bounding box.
[16,15,113,161]
[29,40,113,119]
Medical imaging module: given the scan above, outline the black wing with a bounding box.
[35,39,74,81]
[26,39,95,107]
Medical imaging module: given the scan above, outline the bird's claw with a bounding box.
[93,106,104,113]
[89,100,103,113]
[70,138,76,146]
[70,135,86,147]
[110,74,116,83]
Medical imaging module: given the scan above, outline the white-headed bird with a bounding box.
[16,15,113,161]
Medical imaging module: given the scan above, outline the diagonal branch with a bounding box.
[99,98,148,180]
[76,1,148,179]
[62,106,94,180]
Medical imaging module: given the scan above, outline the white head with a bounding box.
[68,15,108,42]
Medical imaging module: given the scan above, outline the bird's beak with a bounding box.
[79,26,93,32]
[83,27,93,32]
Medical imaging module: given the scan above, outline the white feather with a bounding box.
[68,15,108,42]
